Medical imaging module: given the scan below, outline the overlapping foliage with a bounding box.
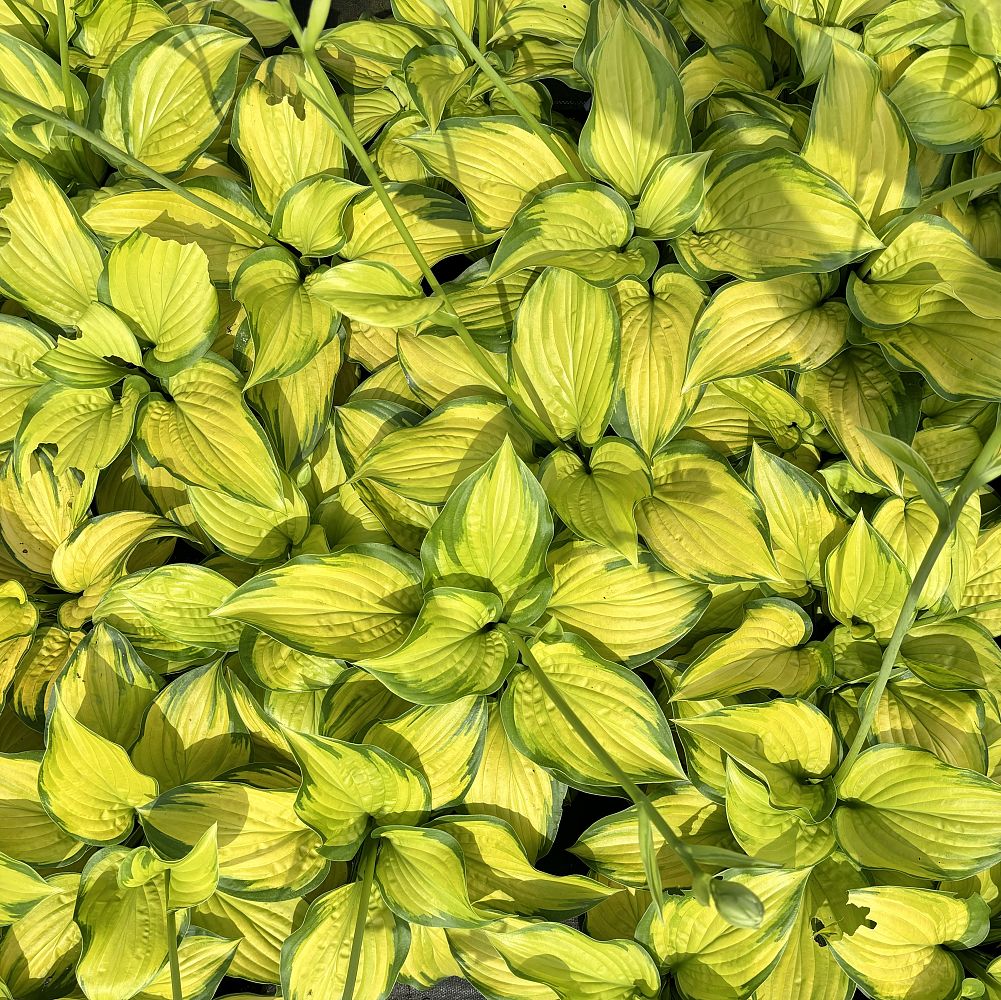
[1,0,1001,997]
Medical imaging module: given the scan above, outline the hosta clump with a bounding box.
[2,0,1001,997]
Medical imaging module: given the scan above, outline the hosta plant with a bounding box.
[2,0,1001,998]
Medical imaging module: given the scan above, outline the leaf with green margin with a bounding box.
[673,597,834,700]
[747,445,845,591]
[35,302,142,389]
[611,269,705,460]
[401,117,583,232]
[94,564,242,654]
[118,823,219,909]
[685,272,849,387]
[131,661,250,789]
[488,182,656,286]
[365,696,488,811]
[823,513,911,639]
[873,493,979,611]
[402,44,475,130]
[420,438,553,625]
[546,538,710,668]
[635,151,712,239]
[214,544,424,658]
[636,442,779,584]
[834,744,1001,879]
[39,691,157,845]
[637,868,810,998]
[357,589,516,704]
[888,46,1001,153]
[673,149,882,280]
[511,266,619,447]
[870,677,986,772]
[103,232,217,378]
[571,782,736,889]
[75,847,170,1000]
[54,623,161,748]
[802,40,916,222]
[374,825,492,928]
[432,814,613,919]
[138,781,328,900]
[281,879,408,1000]
[458,703,565,863]
[339,182,490,283]
[827,886,989,1000]
[192,891,306,985]
[231,54,346,216]
[725,761,836,868]
[353,398,535,504]
[582,13,689,198]
[0,160,102,325]
[308,259,443,328]
[0,318,52,448]
[83,178,269,284]
[502,634,686,790]
[488,920,661,998]
[51,511,196,593]
[134,354,285,508]
[134,930,239,1000]
[898,617,1001,695]
[271,172,366,257]
[797,345,923,491]
[0,753,84,866]
[0,851,59,924]
[100,25,246,175]
[283,728,429,859]
[14,376,147,485]
[232,246,341,388]
[676,699,840,820]
[539,440,649,563]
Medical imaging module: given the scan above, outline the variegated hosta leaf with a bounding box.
[502,634,686,790]
[673,149,882,280]
[214,544,424,658]
[833,744,1001,879]
[638,867,811,999]
[676,699,840,820]
[283,727,430,859]
[826,886,989,1000]
[571,782,736,889]
[421,438,554,625]
[100,25,246,175]
[635,443,780,583]
[281,878,408,1000]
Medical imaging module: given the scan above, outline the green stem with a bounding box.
[165,872,183,1000]
[907,169,1001,218]
[921,596,1001,624]
[507,632,705,891]
[835,419,1001,782]
[54,0,74,113]
[0,87,280,249]
[477,0,489,50]
[8,0,47,51]
[342,841,377,1000]
[297,48,559,444]
[427,0,588,182]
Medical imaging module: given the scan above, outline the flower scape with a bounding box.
[1,0,1001,998]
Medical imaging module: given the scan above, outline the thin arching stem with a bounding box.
[341,841,377,1000]
[506,631,706,891]
[906,170,1001,219]
[835,419,1001,782]
[164,871,183,1000]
